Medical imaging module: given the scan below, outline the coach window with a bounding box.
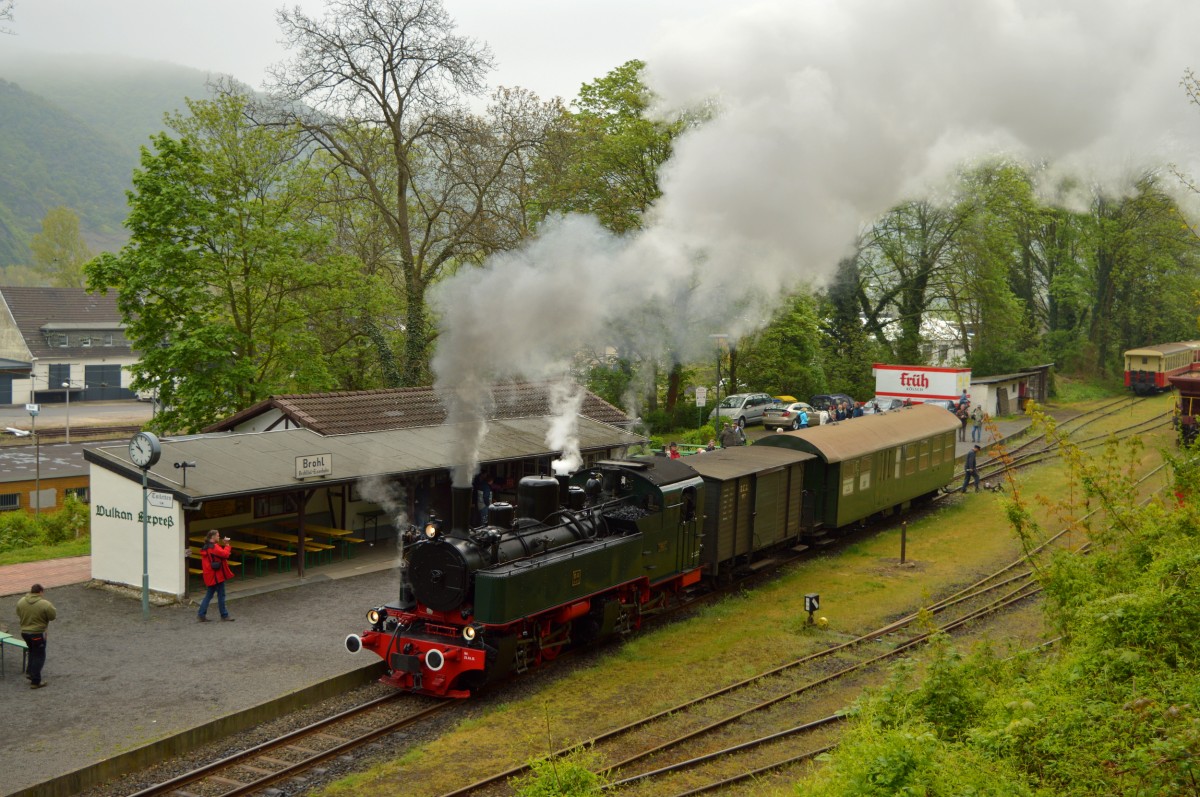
[842,461,856,496]
[932,435,943,466]
[858,455,872,491]
[918,439,930,470]
[905,444,917,476]
[894,447,903,479]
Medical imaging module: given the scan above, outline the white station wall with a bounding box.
[90,466,187,597]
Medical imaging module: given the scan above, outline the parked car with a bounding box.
[922,399,958,412]
[708,392,776,427]
[865,397,905,414]
[762,401,827,430]
[809,393,857,419]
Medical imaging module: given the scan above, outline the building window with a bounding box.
[0,493,19,512]
[254,493,299,518]
[66,487,90,503]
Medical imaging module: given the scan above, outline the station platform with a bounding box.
[0,545,402,797]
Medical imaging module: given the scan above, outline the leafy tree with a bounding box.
[857,200,971,364]
[820,256,879,397]
[739,292,826,399]
[86,90,363,432]
[535,60,684,233]
[1086,176,1200,373]
[29,206,92,287]
[269,0,562,386]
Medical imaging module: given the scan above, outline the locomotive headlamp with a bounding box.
[424,521,440,539]
[366,608,382,626]
[462,625,477,642]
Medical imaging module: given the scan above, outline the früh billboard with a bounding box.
[874,364,971,403]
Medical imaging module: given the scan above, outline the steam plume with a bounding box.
[433,0,1200,477]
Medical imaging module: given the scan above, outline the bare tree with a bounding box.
[268,0,561,385]
[1,0,15,35]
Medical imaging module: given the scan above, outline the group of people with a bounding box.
[832,401,865,421]
[953,391,987,444]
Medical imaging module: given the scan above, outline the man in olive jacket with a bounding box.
[16,583,56,689]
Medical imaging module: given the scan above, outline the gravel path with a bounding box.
[0,567,403,796]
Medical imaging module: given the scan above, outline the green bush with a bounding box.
[0,495,90,553]
[511,749,607,797]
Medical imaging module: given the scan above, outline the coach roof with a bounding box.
[753,403,959,464]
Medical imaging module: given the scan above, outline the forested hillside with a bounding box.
[0,54,213,266]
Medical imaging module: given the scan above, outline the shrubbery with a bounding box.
[0,495,90,554]
[801,425,1200,796]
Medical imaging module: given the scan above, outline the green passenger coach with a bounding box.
[754,403,960,530]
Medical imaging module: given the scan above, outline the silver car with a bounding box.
[762,401,827,430]
[707,392,776,427]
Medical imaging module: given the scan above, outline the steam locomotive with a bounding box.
[345,404,959,698]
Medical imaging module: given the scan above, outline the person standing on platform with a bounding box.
[956,404,969,441]
[668,442,681,459]
[16,583,56,689]
[971,405,985,443]
[961,445,982,493]
[719,422,738,448]
[799,407,809,428]
[197,530,235,622]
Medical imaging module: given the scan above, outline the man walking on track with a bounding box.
[961,445,982,493]
[16,583,56,689]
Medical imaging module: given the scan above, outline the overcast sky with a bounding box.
[3,0,724,102]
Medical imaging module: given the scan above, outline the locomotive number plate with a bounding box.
[572,569,582,586]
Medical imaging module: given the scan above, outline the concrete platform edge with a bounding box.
[8,661,386,797]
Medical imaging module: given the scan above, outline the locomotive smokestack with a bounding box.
[450,486,472,537]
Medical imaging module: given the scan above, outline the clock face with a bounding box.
[129,432,161,469]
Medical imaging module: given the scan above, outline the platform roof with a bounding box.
[85,416,645,503]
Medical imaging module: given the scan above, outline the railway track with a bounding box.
[436,551,1048,797]
[0,423,143,446]
[129,694,449,797]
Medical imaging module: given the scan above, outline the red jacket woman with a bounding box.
[197,530,235,621]
[200,536,234,586]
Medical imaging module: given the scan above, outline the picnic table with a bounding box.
[0,631,28,679]
[240,527,337,566]
[187,536,271,576]
[275,521,366,558]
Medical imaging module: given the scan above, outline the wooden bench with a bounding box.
[257,547,298,572]
[239,550,277,576]
[0,632,29,679]
[300,541,336,566]
[187,559,242,580]
[339,536,366,558]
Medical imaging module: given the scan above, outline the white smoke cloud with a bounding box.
[547,378,585,474]
[433,0,1200,476]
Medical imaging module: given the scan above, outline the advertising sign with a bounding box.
[873,364,971,402]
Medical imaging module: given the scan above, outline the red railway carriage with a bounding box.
[1123,341,1200,394]
[1169,365,1200,444]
